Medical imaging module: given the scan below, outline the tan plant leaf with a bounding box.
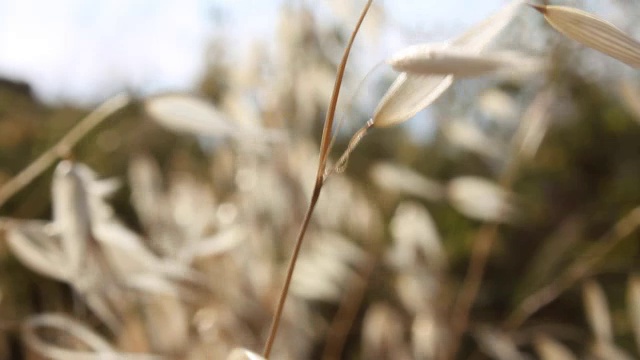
[534,335,577,360]
[444,119,507,160]
[226,348,266,360]
[582,280,613,343]
[412,310,442,360]
[618,80,640,125]
[6,221,69,281]
[627,275,640,354]
[141,293,189,354]
[389,45,524,78]
[478,88,518,124]
[447,176,517,223]
[145,94,237,137]
[372,73,453,128]
[387,202,445,270]
[455,0,525,52]
[362,303,410,359]
[22,314,160,360]
[532,5,640,68]
[590,341,635,360]
[369,161,445,201]
[52,160,90,277]
[291,232,365,302]
[475,326,527,360]
[513,88,555,160]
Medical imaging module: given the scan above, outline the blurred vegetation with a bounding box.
[1,2,640,359]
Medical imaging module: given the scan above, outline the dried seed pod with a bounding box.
[447,176,517,223]
[373,0,524,127]
[532,5,640,68]
[145,94,236,137]
[52,160,90,277]
[389,45,511,77]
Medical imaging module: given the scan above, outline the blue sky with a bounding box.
[0,0,507,105]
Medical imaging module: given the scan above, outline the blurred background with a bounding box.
[1,0,640,359]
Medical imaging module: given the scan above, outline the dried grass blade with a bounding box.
[590,341,635,360]
[141,294,189,354]
[176,227,245,263]
[534,335,577,360]
[52,161,90,277]
[618,80,640,125]
[145,94,237,137]
[475,326,527,360]
[627,275,640,354]
[369,162,445,201]
[373,0,523,128]
[372,73,453,128]
[127,155,165,232]
[411,311,442,360]
[516,217,582,298]
[444,119,507,160]
[513,89,555,160]
[582,280,613,344]
[6,221,69,281]
[227,348,266,360]
[387,202,445,270]
[446,176,517,223]
[0,94,129,210]
[83,292,123,333]
[22,313,161,360]
[455,0,524,51]
[361,303,410,359]
[532,5,640,68]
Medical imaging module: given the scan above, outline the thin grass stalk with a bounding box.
[446,225,500,359]
[322,258,376,360]
[445,116,533,359]
[505,206,640,329]
[316,0,373,183]
[0,94,130,209]
[261,2,372,357]
[262,187,320,358]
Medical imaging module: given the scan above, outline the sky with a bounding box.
[0,0,506,106]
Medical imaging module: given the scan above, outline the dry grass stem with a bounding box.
[446,88,556,358]
[506,206,640,329]
[322,258,375,360]
[2,1,639,358]
[261,1,372,357]
[0,93,130,209]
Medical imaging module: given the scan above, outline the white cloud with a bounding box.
[0,0,213,104]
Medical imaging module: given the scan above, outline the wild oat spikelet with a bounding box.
[532,5,640,68]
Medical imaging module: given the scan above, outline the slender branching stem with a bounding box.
[0,94,130,210]
[261,2,372,358]
[322,257,375,360]
[505,206,640,329]
[316,0,373,183]
[446,224,499,359]
[262,185,322,358]
[446,133,525,358]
